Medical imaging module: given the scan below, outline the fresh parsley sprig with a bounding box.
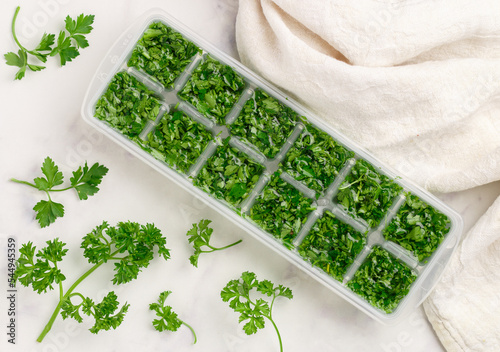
[186,219,242,267]
[149,290,197,344]
[50,13,95,66]
[15,221,170,342]
[10,157,108,227]
[4,6,94,80]
[221,271,293,352]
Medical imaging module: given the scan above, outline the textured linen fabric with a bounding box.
[235,1,500,351]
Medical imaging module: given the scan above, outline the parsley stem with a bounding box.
[48,186,76,192]
[10,7,26,53]
[36,248,121,342]
[180,319,197,344]
[268,314,283,352]
[10,178,38,188]
[208,239,242,251]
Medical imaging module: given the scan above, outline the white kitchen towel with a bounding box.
[423,196,500,352]
[235,0,500,194]
[235,1,500,351]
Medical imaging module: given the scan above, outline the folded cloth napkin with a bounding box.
[235,1,500,351]
[423,196,500,351]
[235,0,500,193]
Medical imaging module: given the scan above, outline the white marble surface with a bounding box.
[1,1,499,351]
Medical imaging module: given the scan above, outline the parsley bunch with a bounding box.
[11,157,108,227]
[4,6,94,80]
[15,221,170,342]
[221,271,293,352]
[149,290,197,344]
[186,219,242,267]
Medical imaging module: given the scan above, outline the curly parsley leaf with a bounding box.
[149,290,197,343]
[81,221,171,285]
[15,239,67,294]
[15,221,170,342]
[221,271,293,352]
[10,157,108,227]
[186,219,242,267]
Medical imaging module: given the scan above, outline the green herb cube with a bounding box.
[347,246,417,313]
[144,110,213,174]
[230,89,298,158]
[383,193,450,262]
[284,123,354,197]
[194,143,264,207]
[179,55,246,124]
[336,159,402,227]
[127,21,201,89]
[249,173,316,247]
[94,71,161,137]
[298,211,366,281]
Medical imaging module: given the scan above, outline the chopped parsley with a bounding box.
[249,172,316,247]
[336,159,402,227]
[179,55,246,124]
[94,71,161,138]
[298,211,366,281]
[347,246,417,313]
[143,110,213,174]
[194,143,264,208]
[383,193,451,262]
[284,123,354,197]
[127,21,201,89]
[230,89,298,158]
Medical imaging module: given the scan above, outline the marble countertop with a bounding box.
[1,1,499,351]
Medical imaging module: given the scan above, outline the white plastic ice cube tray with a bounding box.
[81,8,463,324]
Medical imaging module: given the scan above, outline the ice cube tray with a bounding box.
[81,9,463,324]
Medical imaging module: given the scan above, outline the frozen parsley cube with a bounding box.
[335,159,402,227]
[383,193,450,262]
[230,89,298,158]
[298,211,366,281]
[144,110,213,174]
[179,56,246,124]
[249,173,316,247]
[127,21,201,89]
[194,144,263,207]
[284,123,354,196]
[347,246,417,313]
[94,71,161,137]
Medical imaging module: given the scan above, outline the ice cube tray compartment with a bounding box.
[82,9,463,324]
